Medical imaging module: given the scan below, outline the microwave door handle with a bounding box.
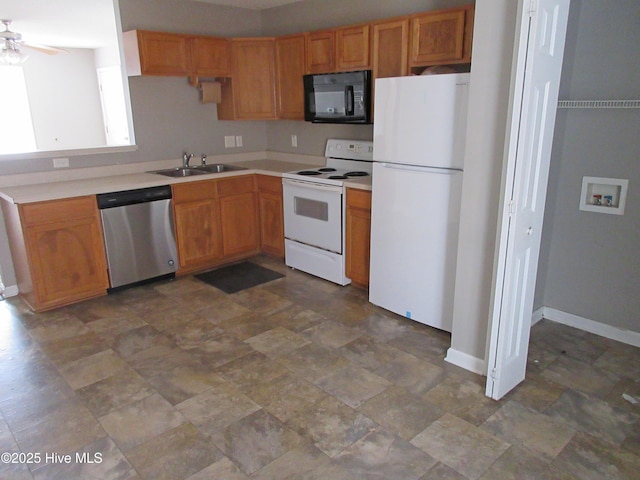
[345,85,354,116]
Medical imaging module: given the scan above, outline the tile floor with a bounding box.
[0,255,638,479]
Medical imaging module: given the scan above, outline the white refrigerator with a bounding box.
[369,73,470,332]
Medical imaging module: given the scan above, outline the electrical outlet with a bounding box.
[291,134,298,147]
[235,135,243,147]
[224,136,236,148]
[53,157,69,168]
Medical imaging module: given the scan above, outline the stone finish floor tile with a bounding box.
[0,256,638,479]
[334,426,437,480]
[482,400,576,461]
[411,413,510,480]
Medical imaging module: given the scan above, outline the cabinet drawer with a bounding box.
[217,175,256,196]
[172,180,218,203]
[21,196,97,226]
[256,174,283,194]
[347,188,372,209]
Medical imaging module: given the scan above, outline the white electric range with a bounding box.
[282,139,373,285]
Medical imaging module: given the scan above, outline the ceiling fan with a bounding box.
[1,19,66,64]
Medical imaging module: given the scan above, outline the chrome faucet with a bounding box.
[200,154,207,166]
[182,152,194,168]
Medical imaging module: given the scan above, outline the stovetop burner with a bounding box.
[318,167,337,172]
[345,171,369,177]
[328,175,348,179]
[298,170,322,175]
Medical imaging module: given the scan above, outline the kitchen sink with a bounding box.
[151,167,208,178]
[149,164,247,178]
[198,163,247,173]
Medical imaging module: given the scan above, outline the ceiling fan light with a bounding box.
[0,41,28,65]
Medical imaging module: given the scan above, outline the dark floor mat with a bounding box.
[194,262,284,294]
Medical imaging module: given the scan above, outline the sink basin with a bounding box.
[197,163,248,173]
[152,167,208,178]
[149,164,247,178]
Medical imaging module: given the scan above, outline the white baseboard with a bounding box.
[1,284,18,298]
[531,306,545,326]
[540,307,640,348]
[445,348,486,375]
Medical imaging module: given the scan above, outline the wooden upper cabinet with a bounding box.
[306,25,370,74]
[129,30,191,76]
[275,34,306,120]
[190,36,231,76]
[336,24,370,71]
[305,30,335,73]
[372,18,409,79]
[219,38,277,120]
[409,5,474,68]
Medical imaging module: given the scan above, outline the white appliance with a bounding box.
[369,73,470,332]
[282,139,373,285]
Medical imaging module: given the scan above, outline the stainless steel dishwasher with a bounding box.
[97,185,177,290]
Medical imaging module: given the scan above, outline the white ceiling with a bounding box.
[0,0,306,50]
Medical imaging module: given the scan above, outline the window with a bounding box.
[0,66,37,154]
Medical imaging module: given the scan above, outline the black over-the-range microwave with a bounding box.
[303,70,372,124]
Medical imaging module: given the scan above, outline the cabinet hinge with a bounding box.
[490,368,497,380]
[508,200,515,217]
[528,0,538,16]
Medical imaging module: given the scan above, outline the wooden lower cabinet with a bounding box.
[172,175,261,274]
[2,196,109,311]
[345,188,372,288]
[257,175,284,258]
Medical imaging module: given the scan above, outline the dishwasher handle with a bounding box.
[97,185,172,209]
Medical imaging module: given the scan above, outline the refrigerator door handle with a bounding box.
[378,162,462,175]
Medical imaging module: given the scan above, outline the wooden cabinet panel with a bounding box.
[336,25,370,71]
[372,18,409,79]
[219,192,260,257]
[217,175,255,196]
[219,38,277,120]
[410,6,473,67]
[191,36,231,76]
[173,199,222,270]
[305,30,335,73]
[136,31,191,76]
[25,218,108,307]
[345,188,372,288]
[257,175,284,258]
[275,34,306,120]
[9,196,109,311]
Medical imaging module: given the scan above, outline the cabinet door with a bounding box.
[257,175,284,258]
[336,25,370,71]
[219,193,260,257]
[221,38,277,120]
[173,200,222,270]
[372,18,409,79]
[191,36,231,76]
[275,34,306,120]
[137,31,191,76]
[306,30,335,73]
[345,189,372,288]
[21,197,108,310]
[410,8,467,66]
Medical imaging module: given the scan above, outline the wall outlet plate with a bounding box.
[53,157,69,168]
[224,136,236,148]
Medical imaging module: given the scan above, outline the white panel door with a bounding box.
[486,0,570,400]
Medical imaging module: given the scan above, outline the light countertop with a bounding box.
[0,157,372,205]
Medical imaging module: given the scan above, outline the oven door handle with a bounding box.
[282,178,344,193]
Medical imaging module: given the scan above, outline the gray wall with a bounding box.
[535,0,640,332]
